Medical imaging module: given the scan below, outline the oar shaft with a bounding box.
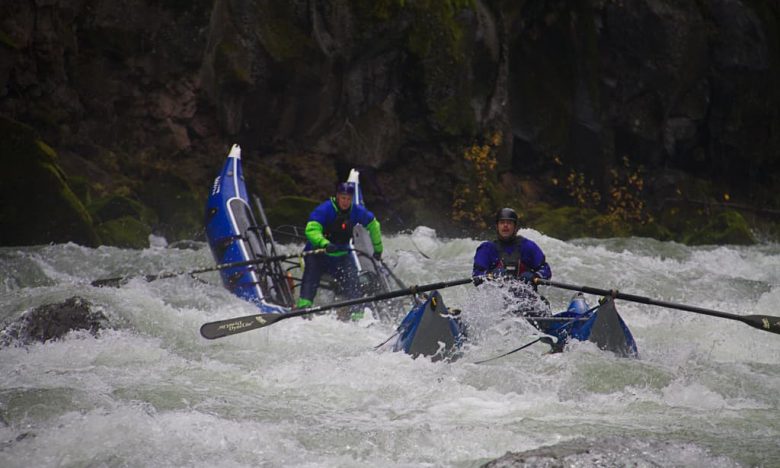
[536,279,780,335]
[92,249,325,287]
[290,277,473,318]
[200,277,474,339]
[200,248,326,274]
[537,279,737,321]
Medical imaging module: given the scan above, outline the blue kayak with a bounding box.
[204,144,290,313]
[393,291,467,362]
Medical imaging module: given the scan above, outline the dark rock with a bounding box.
[265,195,320,228]
[0,116,100,247]
[0,1,778,246]
[167,239,206,250]
[135,174,204,242]
[0,297,109,346]
[90,194,157,226]
[710,0,770,71]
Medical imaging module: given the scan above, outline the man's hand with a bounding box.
[373,251,382,261]
[325,243,338,253]
[472,275,485,286]
[519,271,537,284]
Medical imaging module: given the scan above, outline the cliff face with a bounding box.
[1,0,778,246]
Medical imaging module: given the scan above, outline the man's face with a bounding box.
[496,219,516,240]
[336,193,353,210]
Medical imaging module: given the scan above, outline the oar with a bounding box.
[473,338,543,364]
[92,249,326,288]
[536,279,780,335]
[200,277,474,340]
[352,248,408,290]
[378,258,408,289]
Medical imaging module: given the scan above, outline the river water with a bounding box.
[1,227,779,467]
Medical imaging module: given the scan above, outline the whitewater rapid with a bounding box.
[1,227,779,467]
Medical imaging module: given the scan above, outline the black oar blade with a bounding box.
[744,315,780,335]
[200,313,286,339]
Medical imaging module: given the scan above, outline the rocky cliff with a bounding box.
[1,0,778,247]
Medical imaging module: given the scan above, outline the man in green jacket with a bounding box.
[296,182,383,314]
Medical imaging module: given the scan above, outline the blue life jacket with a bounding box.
[472,235,551,279]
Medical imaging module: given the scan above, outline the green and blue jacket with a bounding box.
[304,198,382,256]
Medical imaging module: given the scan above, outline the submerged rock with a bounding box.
[0,297,109,346]
[482,436,739,467]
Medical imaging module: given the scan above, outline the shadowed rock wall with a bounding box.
[1,0,778,246]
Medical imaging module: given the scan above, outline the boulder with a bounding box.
[1,296,109,346]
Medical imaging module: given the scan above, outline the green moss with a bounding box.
[247,165,299,203]
[265,196,320,228]
[89,194,157,227]
[95,216,152,249]
[214,39,253,88]
[255,3,314,62]
[353,0,405,21]
[409,1,477,136]
[138,177,203,242]
[524,204,674,241]
[432,95,476,136]
[0,116,99,247]
[684,210,756,245]
[352,0,477,137]
[526,205,602,240]
[68,175,93,207]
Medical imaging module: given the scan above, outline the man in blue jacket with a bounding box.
[296,182,383,312]
[473,207,552,315]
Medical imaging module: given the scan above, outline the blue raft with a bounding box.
[204,144,291,313]
[392,290,638,361]
[535,293,638,357]
[392,291,467,362]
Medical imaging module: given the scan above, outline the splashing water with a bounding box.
[1,228,779,467]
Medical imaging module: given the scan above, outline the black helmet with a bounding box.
[495,207,518,224]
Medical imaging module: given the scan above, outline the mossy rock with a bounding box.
[137,177,203,242]
[657,203,708,239]
[526,205,602,240]
[628,220,674,241]
[95,216,152,249]
[0,116,99,247]
[67,175,93,207]
[89,194,158,226]
[683,210,756,245]
[525,204,673,241]
[265,196,320,228]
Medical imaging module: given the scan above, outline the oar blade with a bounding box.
[744,315,780,335]
[200,313,286,339]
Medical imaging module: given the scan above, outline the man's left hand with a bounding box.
[373,251,382,261]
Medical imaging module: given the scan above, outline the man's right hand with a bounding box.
[472,276,485,286]
[325,243,338,253]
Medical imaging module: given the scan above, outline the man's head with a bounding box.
[495,207,518,241]
[335,182,355,211]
